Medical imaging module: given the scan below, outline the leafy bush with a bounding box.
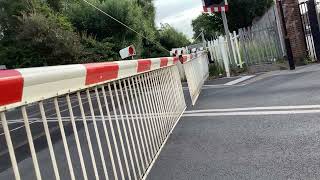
[79,34,117,63]
[159,24,190,50]
[0,12,82,68]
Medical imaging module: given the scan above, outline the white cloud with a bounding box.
[154,0,203,39]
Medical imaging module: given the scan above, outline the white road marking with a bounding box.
[224,75,255,85]
[185,105,320,114]
[202,84,229,87]
[183,109,320,117]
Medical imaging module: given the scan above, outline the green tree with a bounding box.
[66,0,156,58]
[192,13,223,40]
[79,34,117,63]
[159,24,190,50]
[0,0,31,40]
[227,0,274,31]
[0,0,190,68]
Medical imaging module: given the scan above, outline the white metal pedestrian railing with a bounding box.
[0,57,186,180]
[183,52,209,105]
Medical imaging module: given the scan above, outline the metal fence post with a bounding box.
[233,31,243,68]
[219,36,231,77]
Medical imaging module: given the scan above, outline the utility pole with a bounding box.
[221,10,235,65]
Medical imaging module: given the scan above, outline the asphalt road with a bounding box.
[146,64,320,180]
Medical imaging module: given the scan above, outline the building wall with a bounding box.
[281,0,307,64]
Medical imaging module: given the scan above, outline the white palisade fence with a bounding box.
[208,5,284,73]
[207,32,243,78]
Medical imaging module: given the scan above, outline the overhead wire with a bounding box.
[193,31,203,43]
[81,0,171,53]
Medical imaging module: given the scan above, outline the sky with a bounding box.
[154,0,203,39]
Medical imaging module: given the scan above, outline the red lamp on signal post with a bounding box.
[202,0,228,13]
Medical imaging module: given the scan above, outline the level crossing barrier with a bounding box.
[182,51,209,105]
[0,56,187,180]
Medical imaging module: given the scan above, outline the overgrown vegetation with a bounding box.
[0,0,190,68]
[208,63,225,78]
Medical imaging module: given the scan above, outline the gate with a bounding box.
[299,0,320,61]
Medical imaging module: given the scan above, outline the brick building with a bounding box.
[277,0,307,64]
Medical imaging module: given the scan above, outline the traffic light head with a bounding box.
[203,0,224,7]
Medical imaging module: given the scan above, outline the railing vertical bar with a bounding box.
[142,73,161,149]
[94,87,119,180]
[158,69,171,136]
[140,74,160,151]
[108,82,132,180]
[21,106,42,180]
[128,77,148,171]
[148,71,165,143]
[158,69,170,135]
[192,63,198,100]
[101,86,125,180]
[156,69,168,136]
[163,68,174,129]
[86,90,110,180]
[136,75,156,158]
[163,68,174,132]
[167,67,177,129]
[172,66,183,119]
[39,101,60,180]
[148,71,163,146]
[171,66,182,109]
[66,95,88,180]
[53,97,75,180]
[166,67,178,127]
[114,80,137,180]
[53,97,76,180]
[132,76,152,163]
[168,67,178,126]
[152,70,167,142]
[191,62,198,104]
[1,112,21,180]
[76,92,100,180]
[173,66,186,109]
[170,67,181,118]
[124,79,144,176]
[119,79,142,179]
